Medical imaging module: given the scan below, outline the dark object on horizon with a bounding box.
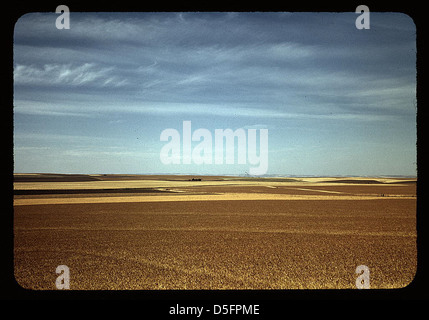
[189,178,202,181]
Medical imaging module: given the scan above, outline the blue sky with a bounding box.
[13,12,417,176]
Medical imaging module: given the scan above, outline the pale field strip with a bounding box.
[13,192,416,206]
[13,178,416,206]
[284,187,344,194]
[13,177,415,190]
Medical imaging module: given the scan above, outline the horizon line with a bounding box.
[13,172,418,179]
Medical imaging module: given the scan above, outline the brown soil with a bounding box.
[14,175,417,290]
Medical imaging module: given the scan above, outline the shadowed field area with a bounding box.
[14,174,417,289]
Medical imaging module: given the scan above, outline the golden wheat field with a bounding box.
[13,174,417,290]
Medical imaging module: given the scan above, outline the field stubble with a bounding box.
[14,175,417,290]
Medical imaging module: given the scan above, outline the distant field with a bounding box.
[13,174,417,289]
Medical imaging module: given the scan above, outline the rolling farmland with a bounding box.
[14,174,417,290]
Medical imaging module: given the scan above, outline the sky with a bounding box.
[13,11,417,176]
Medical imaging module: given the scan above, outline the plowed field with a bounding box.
[14,174,417,289]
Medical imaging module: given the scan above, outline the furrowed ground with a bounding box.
[13,174,416,290]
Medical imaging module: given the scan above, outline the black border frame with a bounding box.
[2,1,427,304]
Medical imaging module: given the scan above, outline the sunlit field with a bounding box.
[14,174,416,289]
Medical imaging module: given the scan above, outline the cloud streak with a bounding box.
[14,12,416,119]
[14,63,128,87]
